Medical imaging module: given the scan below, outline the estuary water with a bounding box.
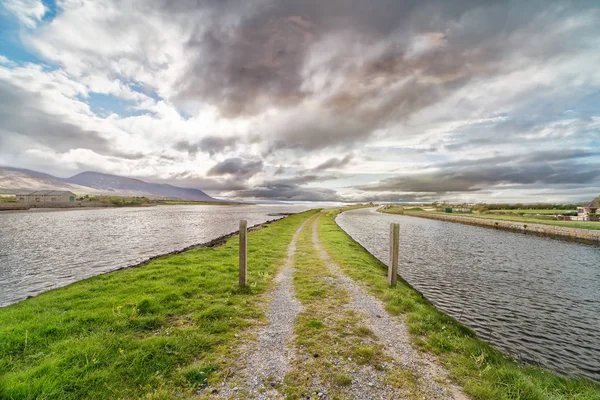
[0,204,312,307]
[337,207,600,381]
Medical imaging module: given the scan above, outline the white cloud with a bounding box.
[404,32,447,59]
[3,0,46,28]
[0,55,15,66]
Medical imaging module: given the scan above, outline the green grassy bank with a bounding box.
[381,207,600,231]
[0,210,318,400]
[319,209,600,400]
[152,200,248,206]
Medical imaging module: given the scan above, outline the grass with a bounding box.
[493,209,577,215]
[0,194,16,202]
[318,208,600,400]
[79,195,154,206]
[381,207,600,231]
[0,210,318,400]
[152,200,249,206]
[433,211,600,231]
[78,197,247,207]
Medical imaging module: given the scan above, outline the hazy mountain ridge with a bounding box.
[0,167,217,201]
[0,167,100,194]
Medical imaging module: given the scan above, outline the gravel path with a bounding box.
[310,215,469,400]
[209,217,312,399]
[207,213,468,399]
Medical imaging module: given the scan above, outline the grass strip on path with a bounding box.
[318,208,600,400]
[0,210,318,400]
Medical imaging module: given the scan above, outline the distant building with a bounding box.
[16,191,77,204]
[577,196,600,221]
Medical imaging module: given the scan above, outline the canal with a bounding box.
[337,207,600,380]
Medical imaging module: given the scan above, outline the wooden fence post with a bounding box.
[388,223,399,286]
[239,220,248,287]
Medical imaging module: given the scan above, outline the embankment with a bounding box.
[0,203,30,211]
[403,211,600,244]
[0,201,156,212]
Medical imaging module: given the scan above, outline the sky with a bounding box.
[0,0,599,203]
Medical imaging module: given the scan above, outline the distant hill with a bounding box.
[0,167,98,194]
[66,171,216,201]
[0,167,218,201]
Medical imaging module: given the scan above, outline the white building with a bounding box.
[577,196,600,221]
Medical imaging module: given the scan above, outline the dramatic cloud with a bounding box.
[0,80,112,155]
[311,155,353,172]
[174,136,238,156]
[232,182,339,202]
[356,150,600,195]
[0,0,599,202]
[207,158,263,180]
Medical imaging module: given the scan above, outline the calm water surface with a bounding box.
[337,208,600,380]
[0,204,312,307]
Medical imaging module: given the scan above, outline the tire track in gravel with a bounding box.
[210,216,314,400]
[311,214,469,400]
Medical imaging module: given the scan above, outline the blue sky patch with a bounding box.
[86,93,153,118]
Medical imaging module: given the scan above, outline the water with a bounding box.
[337,207,600,381]
[0,204,312,308]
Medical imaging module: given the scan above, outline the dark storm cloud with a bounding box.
[358,151,600,194]
[199,136,237,156]
[143,172,249,192]
[226,172,342,201]
[272,174,339,186]
[311,154,353,172]
[166,0,599,151]
[0,80,112,154]
[174,136,237,156]
[444,115,600,152]
[438,149,600,169]
[232,182,340,201]
[148,170,341,200]
[173,0,463,118]
[207,157,263,179]
[351,193,436,203]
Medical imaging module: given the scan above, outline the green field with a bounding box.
[381,207,600,231]
[435,212,600,230]
[153,200,248,206]
[0,211,317,399]
[493,209,576,215]
[0,194,16,202]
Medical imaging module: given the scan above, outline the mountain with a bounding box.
[66,171,216,201]
[0,167,99,194]
[0,167,218,201]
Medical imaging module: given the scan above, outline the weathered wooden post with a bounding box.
[388,223,399,286]
[239,220,248,288]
